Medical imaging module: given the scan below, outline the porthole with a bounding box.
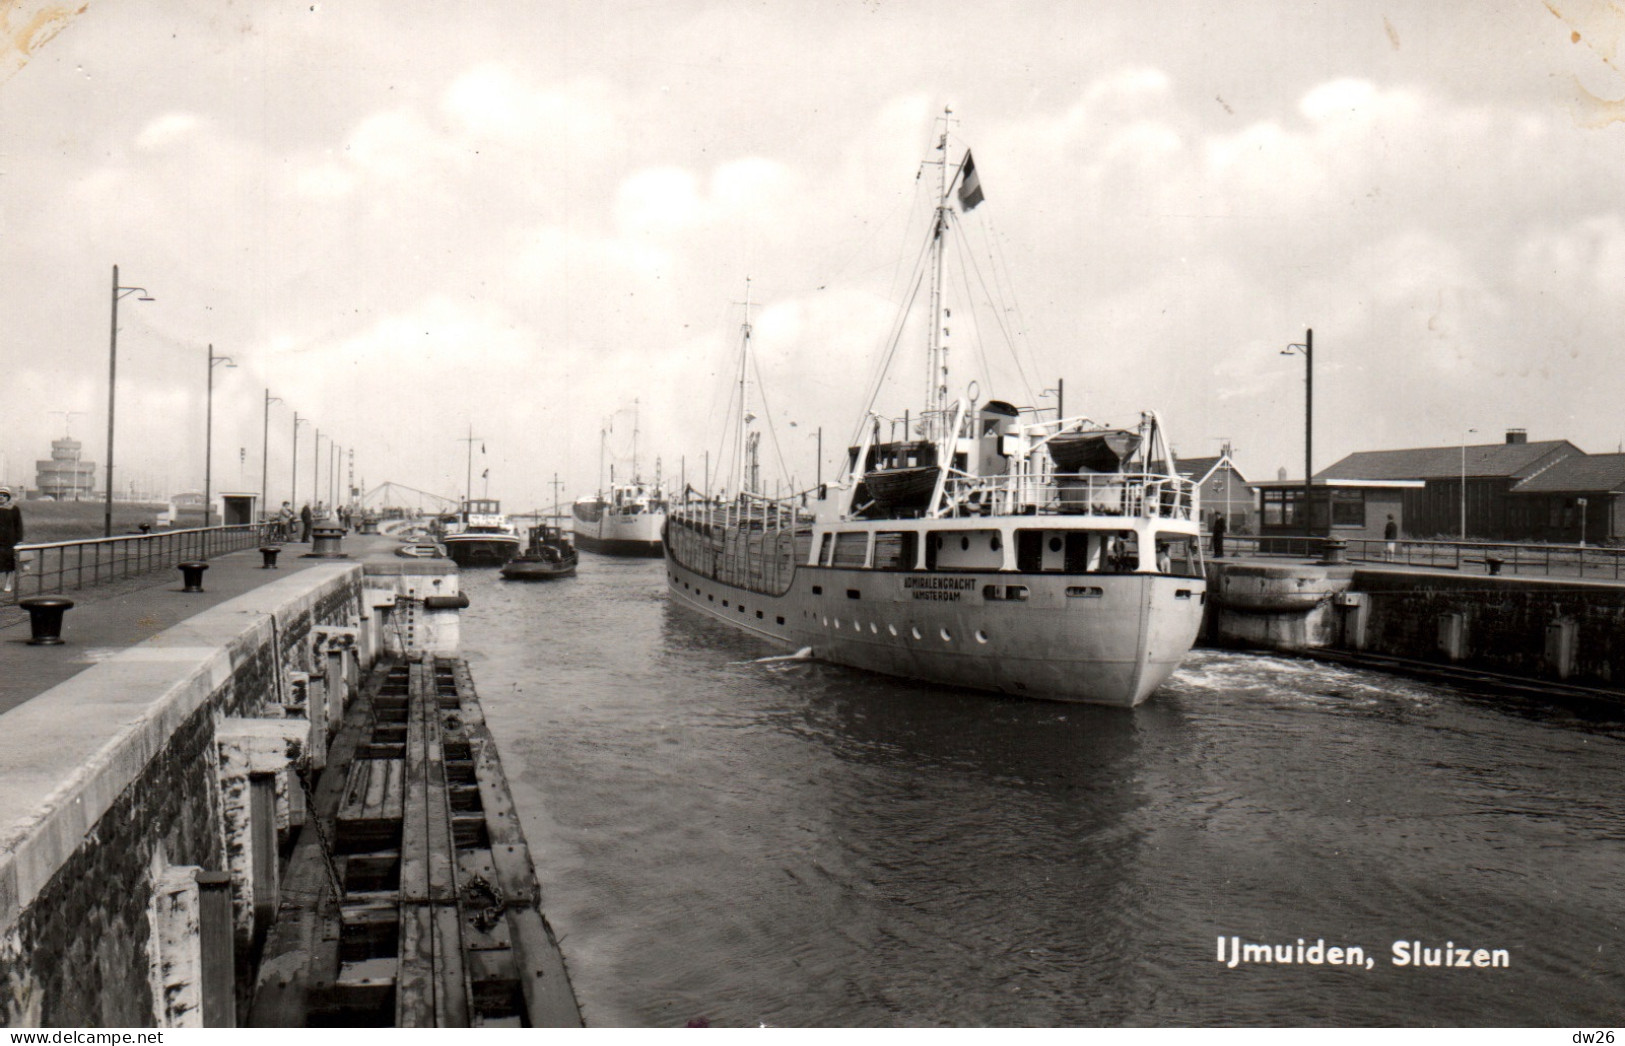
[822,616,829,627]
[1049,536,1063,553]
[975,630,989,644]
[940,628,953,642]
[910,626,922,640]
[869,622,878,634]
[833,618,841,629]
[887,624,898,636]
[960,536,970,551]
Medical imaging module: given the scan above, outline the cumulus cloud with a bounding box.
[3,3,1624,506]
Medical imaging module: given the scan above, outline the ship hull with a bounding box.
[442,536,521,568]
[573,506,665,557]
[663,550,1205,707]
[500,557,577,580]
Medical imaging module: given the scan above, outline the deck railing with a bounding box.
[937,471,1197,520]
[4,524,273,606]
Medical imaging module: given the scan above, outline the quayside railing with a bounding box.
[5,524,273,606]
[1219,534,1625,582]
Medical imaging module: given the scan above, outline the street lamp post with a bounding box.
[204,345,236,527]
[1040,379,1065,423]
[105,265,155,536]
[292,413,308,515]
[1460,427,1477,541]
[262,390,281,522]
[313,430,323,516]
[1282,330,1312,535]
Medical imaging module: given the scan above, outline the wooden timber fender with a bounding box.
[250,655,581,1027]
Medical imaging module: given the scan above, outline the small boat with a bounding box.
[862,439,940,510]
[501,522,578,581]
[1046,429,1142,473]
[439,498,522,568]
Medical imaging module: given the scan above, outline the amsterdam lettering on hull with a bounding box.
[904,576,976,602]
[1215,936,1511,970]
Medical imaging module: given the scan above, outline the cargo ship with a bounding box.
[662,115,1207,706]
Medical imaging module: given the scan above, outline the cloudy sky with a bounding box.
[2,0,1623,512]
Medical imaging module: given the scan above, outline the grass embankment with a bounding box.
[13,501,207,544]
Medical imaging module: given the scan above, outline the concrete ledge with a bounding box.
[0,562,362,938]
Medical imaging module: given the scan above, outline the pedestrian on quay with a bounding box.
[1384,514,1398,559]
[300,502,314,542]
[0,487,22,594]
[1211,511,1227,559]
[278,501,295,541]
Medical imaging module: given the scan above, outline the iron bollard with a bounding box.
[1320,539,1348,565]
[19,597,74,645]
[304,524,349,559]
[179,561,209,592]
[259,546,281,569]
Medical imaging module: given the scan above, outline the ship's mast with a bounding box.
[733,278,754,496]
[457,425,482,522]
[632,397,640,481]
[926,108,955,441]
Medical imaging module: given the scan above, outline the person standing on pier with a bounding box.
[1211,511,1227,558]
[300,501,313,542]
[1384,514,1398,559]
[0,488,22,594]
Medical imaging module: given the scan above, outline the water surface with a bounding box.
[462,557,1625,1027]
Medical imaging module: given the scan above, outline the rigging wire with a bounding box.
[747,344,793,493]
[951,219,1036,405]
[847,263,926,450]
[981,214,1049,406]
[947,226,999,404]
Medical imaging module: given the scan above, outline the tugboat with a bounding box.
[500,522,578,580]
[662,113,1207,707]
[503,475,578,580]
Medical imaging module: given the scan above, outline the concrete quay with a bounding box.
[1,537,398,716]
[0,531,570,1028]
[1205,555,1625,699]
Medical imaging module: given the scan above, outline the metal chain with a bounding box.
[296,758,346,902]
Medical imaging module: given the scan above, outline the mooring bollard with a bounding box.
[179,561,209,592]
[19,597,74,645]
[1320,539,1348,565]
[304,524,349,559]
[259,546,281,569]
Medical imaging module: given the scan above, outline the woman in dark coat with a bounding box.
[0,487,23,593]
